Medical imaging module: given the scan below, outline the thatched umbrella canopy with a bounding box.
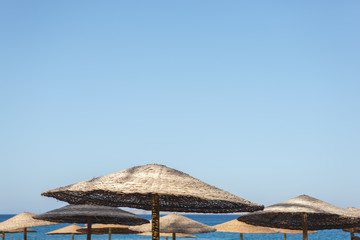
[46,225,84,240]
[343,207,360,238]
[34,204,148,240]
[2,228,36,233]
[0,228,36,240]
[41,164,263,240]
[271,228,316,240]
[238,195,360,240]
[0,212,57,240]
[214,219,277,240]
[77,223,139,240]
[139,232,196,239]
[130,213,215,240]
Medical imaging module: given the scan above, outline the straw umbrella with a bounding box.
[343,207,360,239]
[47,224,84,240]
[270,228,316,240]
[214,219,277,240]
[41,164,263,240]
[130,213,215,240]
[238,195,360,240]
[139,232,196,240]
[77,223,139,240]
[0,212,57,240]
[1,228,36,240]
[34,204,148,240]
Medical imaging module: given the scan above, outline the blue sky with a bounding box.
[0,1,359,214]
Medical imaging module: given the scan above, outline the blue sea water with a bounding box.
[0,214,354,240]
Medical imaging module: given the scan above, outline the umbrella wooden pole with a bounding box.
[152,194,160,240]
[284,233,287,240]
[240,233,243,240]
[87,217,92,240]
[302,213,308,240]
[23,227,27,240]
[1,232,4,240]
[351,228,355,239]
[172,233,176,240]
[72,233,75,240]
[108,227,112,240]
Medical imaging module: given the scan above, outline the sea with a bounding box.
[0,214,353,240]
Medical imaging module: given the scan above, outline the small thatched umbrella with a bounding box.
[214,219,277,240]
[1,228,36,240]
[46,224,84,240]
[139,232,196,240]
[238,195,360,240]
[41,164,263,240]
[130,213,215,240]
[0,212,57,240]
[34,204,148,240]
[271,228,316,240]
[343,207,360,239]
[77,223,139,240]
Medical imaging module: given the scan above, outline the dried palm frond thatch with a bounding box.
[130,214,215,234]
[0,212,57,232]
[46,225,84,235]
[41,164,263,213]
[238,195,360,230]
[214,219,277,234]
[0,212,57,240]
[34,204,148,225]
[76,224,139,234]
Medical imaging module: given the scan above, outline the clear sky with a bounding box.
[0,1,359,214]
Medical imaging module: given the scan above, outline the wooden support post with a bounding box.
[72,233,74,240]
[1,232,4,240]
[351,228,355,239]
[240,233,243,240]
[152,194,160,240]
[172,233,176,240]
[284,233,287,240]
[302,213,308,240]
[108,228,112,240]
[87,217,92,240]
[23,228,27,240]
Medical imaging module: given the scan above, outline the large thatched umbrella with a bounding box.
[41,164,263,240]
[77,223,139,240]
[238,195,360,240]
[46,224,84,240]
[34,204,148,240]
[0,212,57,240]
[1,228,36,240]
[343,207,360,239]
[214,219,277,240]
[130,213,215,240]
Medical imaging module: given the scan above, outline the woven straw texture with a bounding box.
[238,195,360,230]
[76,224,139,234]
[46,225,83,235]
[1,228,36,233]
[42,164,263,213]
[34,205,148,225]
[130,214,215,234]
[343,207,360,233]
[214,219,277,234]
[271,228,316,234]
[0,212,57,231]
[139,232,196,238]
